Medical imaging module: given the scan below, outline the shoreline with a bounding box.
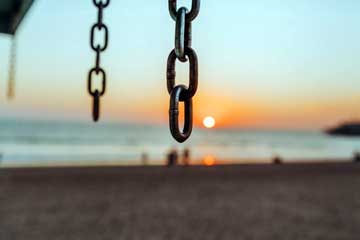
[0,157,354,169]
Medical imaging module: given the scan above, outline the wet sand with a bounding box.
[1,162,360,240]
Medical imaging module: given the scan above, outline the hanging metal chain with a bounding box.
[7,37,17,100]
[88,0,110,121]
[167,0,200,143]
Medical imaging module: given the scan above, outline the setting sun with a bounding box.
[203,116,216,128]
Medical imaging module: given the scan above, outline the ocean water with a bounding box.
[0,119,359,167]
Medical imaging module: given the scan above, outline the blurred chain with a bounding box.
[88,0,110,121]
[7,37,17,100]
[167,0,200,143]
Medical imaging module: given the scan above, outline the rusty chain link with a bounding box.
[88,0,110,122]
[167,0,200,143]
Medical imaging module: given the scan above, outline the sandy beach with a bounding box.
[1,162,360,240]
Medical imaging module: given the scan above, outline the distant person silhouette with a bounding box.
[141,152,149,166]
[182,148,191,166]
[167,148,178,167]
[272,155,283,165]
[353,151,360,163]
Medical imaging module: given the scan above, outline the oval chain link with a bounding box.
[166,48,198,100]
[169,0,200,21]
[88,0,110,122]
[175,7,187,61]
[167,0,200,142]
[169,85,193,142]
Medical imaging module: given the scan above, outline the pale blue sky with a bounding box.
[0,0,359,128]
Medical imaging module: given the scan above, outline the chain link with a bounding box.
[88,0,110,122]
[167,0,200,143]
[167,48,198,100]
[169,85,193,142]
[169,0,200,21]
[175,7,187,61]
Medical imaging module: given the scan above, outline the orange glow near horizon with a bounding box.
[203,155,216,166]
[190,91,360,129]
[192,91,267,128]
[10,81,360,130]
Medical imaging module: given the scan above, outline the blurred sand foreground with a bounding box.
[1,163,360,240]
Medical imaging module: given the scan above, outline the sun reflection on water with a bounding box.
[203,155,216,166]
